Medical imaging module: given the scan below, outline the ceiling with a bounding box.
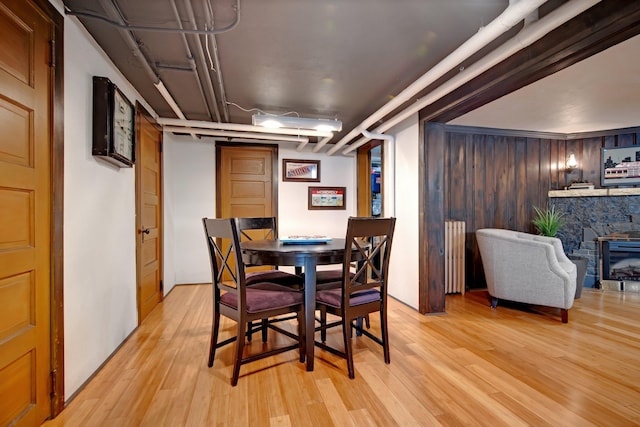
[61,0,639,152]
[450,33,640,134]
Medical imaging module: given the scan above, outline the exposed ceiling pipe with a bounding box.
[204,0,231,122]
[65,0,240,35]
[156,117,334,138]
[87,0,197,139]
[321,0,550,155]
[342,0,601,155]
[162,126,308,143]
[168,0,214,121]
[182,0,222,122]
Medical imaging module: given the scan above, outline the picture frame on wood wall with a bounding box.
[601,146,640,186]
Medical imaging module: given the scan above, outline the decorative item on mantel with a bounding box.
[567,181,595,190]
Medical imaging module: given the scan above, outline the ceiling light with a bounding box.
[252,114,342,132]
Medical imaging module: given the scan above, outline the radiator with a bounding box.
[445,221,466,294]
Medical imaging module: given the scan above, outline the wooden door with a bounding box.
[0,0,53,424]
[217,145,278,273]
[135,107,163,323]
[217,145,277,220]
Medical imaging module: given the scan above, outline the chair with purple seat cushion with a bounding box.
[236,217,303,341]
[315,217,396,379]
[202,217,305,386]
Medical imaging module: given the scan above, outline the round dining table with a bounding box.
[241,238,347,371]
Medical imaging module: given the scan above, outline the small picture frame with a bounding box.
[601,146,640,187]
[308,186,346,210]
[283,159,320,182]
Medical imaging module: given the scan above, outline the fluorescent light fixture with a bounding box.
[252,114,342,132]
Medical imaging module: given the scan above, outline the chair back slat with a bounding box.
[203,218,246,303]
[236,217,277,242]
[343,217,396,302]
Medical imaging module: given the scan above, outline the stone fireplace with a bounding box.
[549,188,640,288]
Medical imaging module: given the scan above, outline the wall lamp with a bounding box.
[252,114,342,132]
[566,153,578,171]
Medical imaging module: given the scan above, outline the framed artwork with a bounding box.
[601,146,640,186]
[283,159,320,182]
[308,186,346,210]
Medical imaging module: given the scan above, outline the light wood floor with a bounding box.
[44,285,640,427]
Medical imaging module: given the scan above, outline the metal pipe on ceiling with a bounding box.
[181,0,222,122]
[65,0,240,35]
[321,0,551,155]
[167,0,216,121]
[341,0,602,156]
[162,126,308,143]
[204,0,231,122]
[157,117,334,138]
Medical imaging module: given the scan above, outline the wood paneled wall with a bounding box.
[420,123,639,313]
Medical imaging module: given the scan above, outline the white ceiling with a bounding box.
[449,33,640,134]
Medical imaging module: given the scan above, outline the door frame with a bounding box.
[215,142,279,219]
[29,0,66,415]
[356,140,383,217]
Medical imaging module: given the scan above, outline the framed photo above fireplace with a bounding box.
[601,146,640,187]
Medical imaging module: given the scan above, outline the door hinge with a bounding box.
[159,140,163,153]
[50,370,57,396]
[49,39,56,68]
[160,280,164,293]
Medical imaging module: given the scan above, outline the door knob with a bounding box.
[141,227,150,235]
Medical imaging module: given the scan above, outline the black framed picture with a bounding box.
[601,146,640,186]
[92,76,135,168]
[283,159,320,182]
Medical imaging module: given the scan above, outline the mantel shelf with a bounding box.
[549,188,640,198]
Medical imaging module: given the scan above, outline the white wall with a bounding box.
[277,146,356,239]
[58,3,155,398]
[386,114,420,309]
[163,134,216,285]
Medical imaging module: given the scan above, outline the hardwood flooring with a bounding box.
[44,285,640,426]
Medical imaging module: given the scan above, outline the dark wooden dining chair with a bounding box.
[235,217,303,341]
[235,216,303,289]
[202,217,305,386]
[315,217,396,379]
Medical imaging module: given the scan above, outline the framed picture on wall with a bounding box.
[283,159,320,182]
[308,186,346,210]
[601,146,640,186]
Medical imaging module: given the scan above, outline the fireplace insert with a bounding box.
[601,236,640,291]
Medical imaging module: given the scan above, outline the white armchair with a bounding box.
[476,228,577,323]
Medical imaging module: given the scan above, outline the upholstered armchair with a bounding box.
[476,228,577,323]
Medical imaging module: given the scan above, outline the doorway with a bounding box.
[357,141,383,217]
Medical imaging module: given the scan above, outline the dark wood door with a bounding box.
[0,0,54,424]
[136,108,163,323]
